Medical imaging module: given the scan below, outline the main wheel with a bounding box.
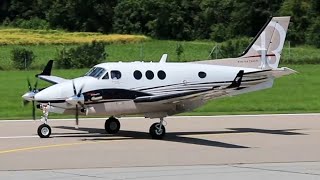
[149,123,166,139]
[105,117,120,134]
[37,124,51,138]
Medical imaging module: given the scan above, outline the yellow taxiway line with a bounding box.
[0,141,100,155]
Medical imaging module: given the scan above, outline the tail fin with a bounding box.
[194,17,290,70]
[241,16,290,69]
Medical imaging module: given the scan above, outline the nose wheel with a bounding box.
[105,117,121,134]
[37,124,51,138]
[149,117,166,139]
[37,104,52,138]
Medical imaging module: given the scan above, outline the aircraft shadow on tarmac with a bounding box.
[53,126,306,149]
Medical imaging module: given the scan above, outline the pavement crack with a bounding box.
[231,165,320,176]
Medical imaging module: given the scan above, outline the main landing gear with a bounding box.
[104,116,166,139]
[105,116,121,134]
[149,117,166,139]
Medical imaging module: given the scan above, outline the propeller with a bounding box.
[22,78,39,120]
[67,80,85,128]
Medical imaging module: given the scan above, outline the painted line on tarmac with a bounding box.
[0,141,97,155]
[0,138,131,155]
[0,135,38,139]
[1,113,320,122]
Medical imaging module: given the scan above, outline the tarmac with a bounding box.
[0,114,320,179]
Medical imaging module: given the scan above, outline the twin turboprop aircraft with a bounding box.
[22,16,295,139]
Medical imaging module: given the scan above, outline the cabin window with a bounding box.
[157,70,166,80]
[134,70,142,80]
[111,70,121,79]
[198,71,206,78]
[146,70,154,80]
[102,72,109,79]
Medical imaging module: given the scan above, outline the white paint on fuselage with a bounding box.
[34,62,259,109]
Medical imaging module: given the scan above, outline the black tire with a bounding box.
[149,123,166,139]
[105,117,120,134]
[37,124,51,138]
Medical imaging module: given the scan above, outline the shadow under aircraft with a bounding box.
[52,126,306,149]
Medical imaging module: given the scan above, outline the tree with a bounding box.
[307,17,320,48]
[113,0,148,34]
[279,0,312,44]
[47,0,117,33]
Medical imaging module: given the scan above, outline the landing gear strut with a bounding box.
[37,104,51,138]
[149,117,166,139]
[105,116,121,134]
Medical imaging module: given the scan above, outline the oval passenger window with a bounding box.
[157,70,166,80]
[198,71,206,78]
[146,70,154,80]
[134,70,142,80]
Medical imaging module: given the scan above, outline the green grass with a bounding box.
[282,45,320,64]
[0,40,216,70]
[0,41,319,70]
[0,65,319,119]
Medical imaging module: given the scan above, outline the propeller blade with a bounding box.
[32,101,36,120]
[75,105,79,128]
[72,80,77,96]
[27,78,32,91]
[33,79,38,92]
[77,84,85,97]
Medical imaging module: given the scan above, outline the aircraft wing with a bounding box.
[37,75,68,84]
[35,60,68,84]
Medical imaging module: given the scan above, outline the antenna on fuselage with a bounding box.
[159,54,168,63]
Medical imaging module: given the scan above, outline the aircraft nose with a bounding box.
[22,92,35,101]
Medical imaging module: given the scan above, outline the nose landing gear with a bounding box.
[37,124,51,138]
[37,104,51,138]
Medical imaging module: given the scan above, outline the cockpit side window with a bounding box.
[111,70,121,79]
[85,67,106,78]
[102,72,109,79]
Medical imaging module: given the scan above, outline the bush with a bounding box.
[210,24,229,43]
[219,37,251,58]
[176,43,184,61]
[11,18,50,30]
[55,41,107,69]
[11,48,35,70]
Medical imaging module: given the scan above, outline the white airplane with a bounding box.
[22,16,294,139]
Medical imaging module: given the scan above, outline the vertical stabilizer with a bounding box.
[241,16,290,69]
[194,17,290,70]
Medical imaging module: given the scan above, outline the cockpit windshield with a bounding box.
[85,67,106,78]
